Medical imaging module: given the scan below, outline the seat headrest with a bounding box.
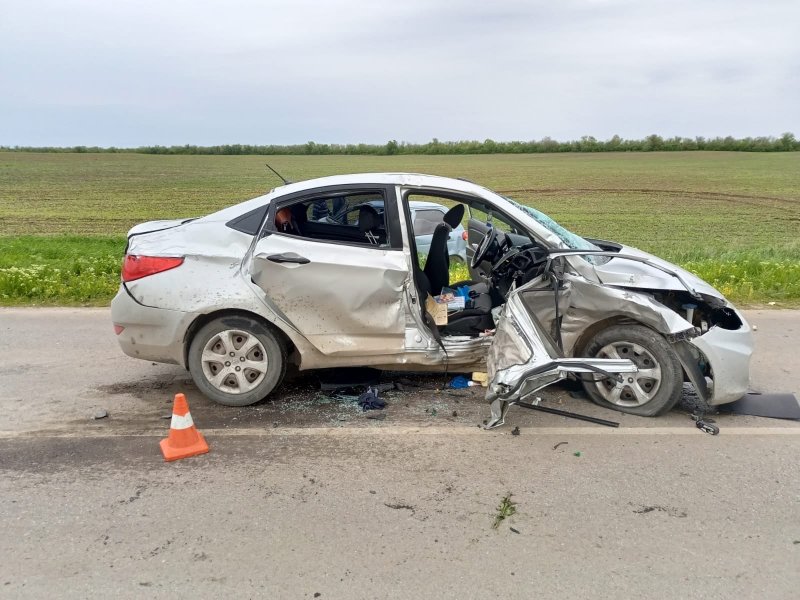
[443,203,465,229]
[358,205,381,233]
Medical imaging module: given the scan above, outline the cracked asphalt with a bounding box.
[1,308,799,598]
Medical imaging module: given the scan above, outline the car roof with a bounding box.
[204,173,492,223]
[276,173,483,195]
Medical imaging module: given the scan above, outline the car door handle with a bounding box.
[266,252,310,265]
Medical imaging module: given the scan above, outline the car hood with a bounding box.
[589,245,724,300]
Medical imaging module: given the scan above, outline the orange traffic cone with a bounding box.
[160,393,209,461]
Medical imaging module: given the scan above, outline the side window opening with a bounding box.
[273,191,390,248]
[468,204,516,234]
[412,209,445,236]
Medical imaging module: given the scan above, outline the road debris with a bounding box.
[357,387,386,411]
[511,426,520,436]
[92,410,108,420]
[471,371,488,387]
[553,441,568,450]
[691,413,720,435]
[447,375,471,389]
[573,451,582,457]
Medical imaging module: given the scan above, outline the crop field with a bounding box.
[1,151,799,305]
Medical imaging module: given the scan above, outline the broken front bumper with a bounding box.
[685,313,753,405]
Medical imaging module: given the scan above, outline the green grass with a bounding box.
[492,493,517,530]
[0,236,124,305]
[1,152,798,305]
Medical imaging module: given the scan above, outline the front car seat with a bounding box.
[423,203,464,295]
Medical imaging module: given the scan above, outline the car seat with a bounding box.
[358,204,385,245]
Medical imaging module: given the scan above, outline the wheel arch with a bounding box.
[575,317,684,416]
[182,308,295,369]
[572,316,658,357]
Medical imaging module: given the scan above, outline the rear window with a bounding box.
[413,209,444,236]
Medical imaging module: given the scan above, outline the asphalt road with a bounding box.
[1,308,799,599]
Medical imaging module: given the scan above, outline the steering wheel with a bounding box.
[471,225,498,269]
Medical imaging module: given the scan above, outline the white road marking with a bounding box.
[1,426,799,439]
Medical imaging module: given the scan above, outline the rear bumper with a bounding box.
[110,286,198,366]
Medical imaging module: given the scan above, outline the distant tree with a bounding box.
[779,132,797,151]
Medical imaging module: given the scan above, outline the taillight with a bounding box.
[122,255,184,282]
[462,231,468,241]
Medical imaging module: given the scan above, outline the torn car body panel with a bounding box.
[487,255,752,412]
[485,292,639,428]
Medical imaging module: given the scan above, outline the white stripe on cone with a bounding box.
[170,412,195,430]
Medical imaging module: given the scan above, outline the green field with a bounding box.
[1,152,799,305]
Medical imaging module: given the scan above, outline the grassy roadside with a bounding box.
[1,235,798,307]
[0,236,124,306]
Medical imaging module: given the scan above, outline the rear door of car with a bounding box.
[248,185,409,357]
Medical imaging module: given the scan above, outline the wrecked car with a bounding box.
[111,173,753,418]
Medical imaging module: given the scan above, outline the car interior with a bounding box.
[272,192,391,247]
[406,194,550,339]
[412,203,495,336]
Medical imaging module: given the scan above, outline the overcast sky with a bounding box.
[1,0,798,146]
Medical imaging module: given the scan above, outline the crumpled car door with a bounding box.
[250,234,408,357]
[484,289,638,428]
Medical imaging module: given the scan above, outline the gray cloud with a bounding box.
[1,0,797,145]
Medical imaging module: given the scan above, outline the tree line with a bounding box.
[2,133,797,155]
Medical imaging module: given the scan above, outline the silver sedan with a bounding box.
[111,173,752,419]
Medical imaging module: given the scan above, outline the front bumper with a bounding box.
[110,286,199,366]
[690,318,753,405]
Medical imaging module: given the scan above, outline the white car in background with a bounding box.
[111,173,753,422]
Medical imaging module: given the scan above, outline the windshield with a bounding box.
[508,199,606,264]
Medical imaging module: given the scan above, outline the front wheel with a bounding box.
[188,315,287,407]
[581,324,682,417]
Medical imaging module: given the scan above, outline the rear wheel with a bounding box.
[581,324,682,417]
[188,315,286,406]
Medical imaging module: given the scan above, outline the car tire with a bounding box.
[581,324,682,417]
[188,315,287,407]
